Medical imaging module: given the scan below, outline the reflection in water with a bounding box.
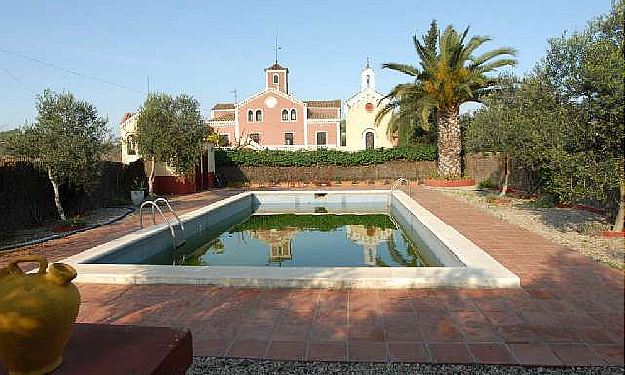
[345,225,393,265]
[248,228,297,265]
[167,214,430,267]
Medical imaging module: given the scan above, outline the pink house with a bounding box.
[207,63,341,149]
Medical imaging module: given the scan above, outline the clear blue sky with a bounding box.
[0,0,612,135]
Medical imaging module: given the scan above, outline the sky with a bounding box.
[0,0,613,136]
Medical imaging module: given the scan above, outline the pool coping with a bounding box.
[61,190,520,289]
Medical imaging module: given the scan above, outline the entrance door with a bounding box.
[365,131,374,150]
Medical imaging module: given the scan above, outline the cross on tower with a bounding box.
[274,35,281,64]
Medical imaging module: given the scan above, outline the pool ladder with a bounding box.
[139,198,185,247]
[391,178,411,196]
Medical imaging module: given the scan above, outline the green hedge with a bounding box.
[215,145,437,167]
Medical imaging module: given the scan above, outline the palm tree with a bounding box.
[376,25,516,177]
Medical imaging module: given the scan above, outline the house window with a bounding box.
[290,109,296,121]
[281,109,289,121]
[247,110,254,122]
[255,109,262,122]
[284,132,294,145]
[250,133,260,144]
[126,135,136,155]
[316,132,327,146]
[273,74,279,84]
[366,75,370,87]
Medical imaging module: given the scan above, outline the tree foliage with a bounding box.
[465,2,624,228]
[6,90,107,220]
[134,93,207,192]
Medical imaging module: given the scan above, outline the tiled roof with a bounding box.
[307,110,338,120]
[120,112,136,124]
[207,113,235,122]
[212,103,234,110]
[304,100,341,108]
[265,63,288,71]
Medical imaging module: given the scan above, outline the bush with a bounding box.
[215,145,437,167]
[478,179,498,189]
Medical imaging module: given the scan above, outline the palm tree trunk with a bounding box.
[436,106,462,178]
[47,167,66,221]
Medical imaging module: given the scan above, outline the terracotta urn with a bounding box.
[0,255,80,375]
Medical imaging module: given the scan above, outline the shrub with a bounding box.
[214,145,436,167]
[478,179,498,190]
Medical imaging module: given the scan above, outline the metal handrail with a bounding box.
[140,201,177,240]
[152,198,184,231]
[391,178,411,196]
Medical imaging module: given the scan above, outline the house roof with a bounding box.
[307,110,338,120]
[212,103,235,110]
[265,63,288,72]
[207,113,235,122]
[304,100,341,108]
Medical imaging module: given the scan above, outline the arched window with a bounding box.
[281,109,289,121]
[273,74,279,84]
[255,109,262,122]
[290,109,296,121]
[366,75,370,87]
[247,110,254,122]
[126,135,136,155]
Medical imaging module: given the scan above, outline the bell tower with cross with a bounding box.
[265,36,289,94]
[361,57,375,91]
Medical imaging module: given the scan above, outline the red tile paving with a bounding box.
[4,186,623,366]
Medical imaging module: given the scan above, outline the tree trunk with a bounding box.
[613,179,624,232]
[500,154,510,197]
[436,105,462,178]
[148,157,156,195]
[47,167,66,221]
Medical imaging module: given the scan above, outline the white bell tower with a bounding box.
[360,57,375,91]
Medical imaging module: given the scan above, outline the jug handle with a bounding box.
[7,255,48,275]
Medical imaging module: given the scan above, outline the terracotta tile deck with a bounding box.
[3,186,623,366]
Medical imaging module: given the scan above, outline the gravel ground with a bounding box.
[0,206,132,248]
[431,188,624,270]
[187,357,623,375]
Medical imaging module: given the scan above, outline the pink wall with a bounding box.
[265,70,287,93]
[308,122,339,146]
[212,125,235,145]
[237,92,304,146]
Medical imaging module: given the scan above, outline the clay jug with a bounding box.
[0,255,80,375]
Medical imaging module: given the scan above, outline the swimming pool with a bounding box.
[62,190,519,288]
[123,213,436,268]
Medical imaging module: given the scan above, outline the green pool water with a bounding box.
[146,214,432,267]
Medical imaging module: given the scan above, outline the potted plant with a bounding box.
[130,177,146,206]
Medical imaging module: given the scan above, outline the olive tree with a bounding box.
[541,1,624,230]
[134,93,207,194]
[7,90,107,221]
